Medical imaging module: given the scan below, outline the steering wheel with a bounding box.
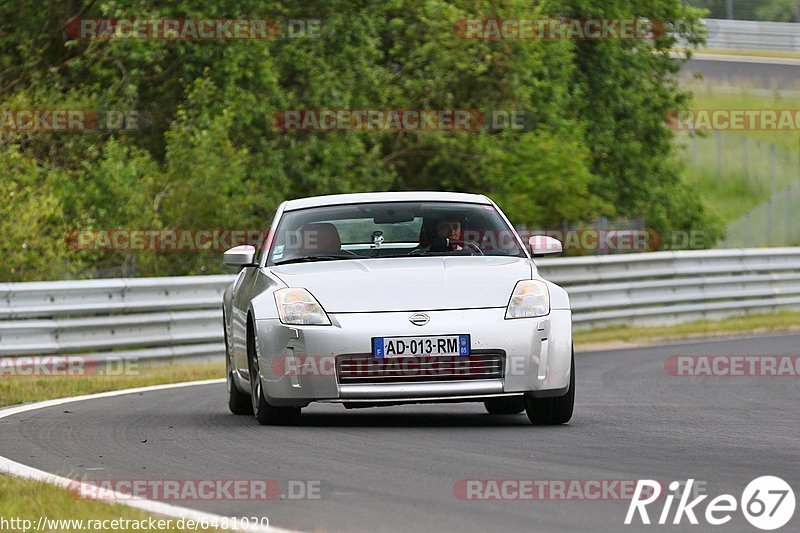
[452,240,484,255]
[408,241,484,255]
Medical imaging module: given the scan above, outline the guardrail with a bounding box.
[0,276,231,361]
[704,19,800,52]
[536,247,800,327]
[2,248,800,361]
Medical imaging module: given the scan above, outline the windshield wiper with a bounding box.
[273,254,358,265]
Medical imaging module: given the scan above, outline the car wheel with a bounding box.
[483,396,525,415]
[226,333,253,415]
[524,349,575,425]
[247,324,301,426]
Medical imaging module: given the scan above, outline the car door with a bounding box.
[231,265,259,375]
[231,207,282,375]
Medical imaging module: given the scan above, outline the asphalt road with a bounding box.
[684,56,800,88]
[1,334,799,532]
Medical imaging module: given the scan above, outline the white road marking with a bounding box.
[0,379,302,533]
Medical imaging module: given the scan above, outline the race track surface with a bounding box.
[1,334,798,532]
[685,57,800,88]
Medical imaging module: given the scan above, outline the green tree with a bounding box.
[0,0,718,279]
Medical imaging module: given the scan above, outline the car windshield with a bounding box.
[268,201,527,265]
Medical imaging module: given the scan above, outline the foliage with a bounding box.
[686,0,797,22]
[0,0,718,280]
[754,0,798,22]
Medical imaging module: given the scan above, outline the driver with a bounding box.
[434,220,463,251]
[422,218,464,252]
[437,220,461,241]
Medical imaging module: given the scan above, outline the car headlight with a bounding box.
[274,288,331,325]
[505,280,550,319]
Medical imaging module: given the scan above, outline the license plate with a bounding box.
[372,335,470,358]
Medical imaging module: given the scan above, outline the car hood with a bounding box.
[270,256,532,313]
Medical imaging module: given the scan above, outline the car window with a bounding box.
[330,218,422,244]
[256,208,278,264]
[268,201,526,264]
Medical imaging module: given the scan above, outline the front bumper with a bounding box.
[252,308,572,407]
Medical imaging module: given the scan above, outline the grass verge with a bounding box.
[0,362,227,532]
[685,79,800,152]
[0,475,226,532]
[676,79,800,225]
[575,310,800,350]
[0,360,223,408]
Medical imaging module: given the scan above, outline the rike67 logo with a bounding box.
[626,477,795,530]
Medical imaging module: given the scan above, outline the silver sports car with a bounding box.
[222,191,574,425]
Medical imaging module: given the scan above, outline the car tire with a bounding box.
[227,350,253,416]
[483,396,525,415]
[524,349,575,425]
[225,311,253,415]
[247,323,301,426]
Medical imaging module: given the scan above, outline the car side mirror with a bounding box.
[223,245,257,267]
[529,235,562,257]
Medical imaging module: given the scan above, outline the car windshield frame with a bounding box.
[266,200,528,266]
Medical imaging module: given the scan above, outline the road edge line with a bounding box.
[0,379,300,533]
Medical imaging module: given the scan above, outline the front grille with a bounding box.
[336,354,504,384]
